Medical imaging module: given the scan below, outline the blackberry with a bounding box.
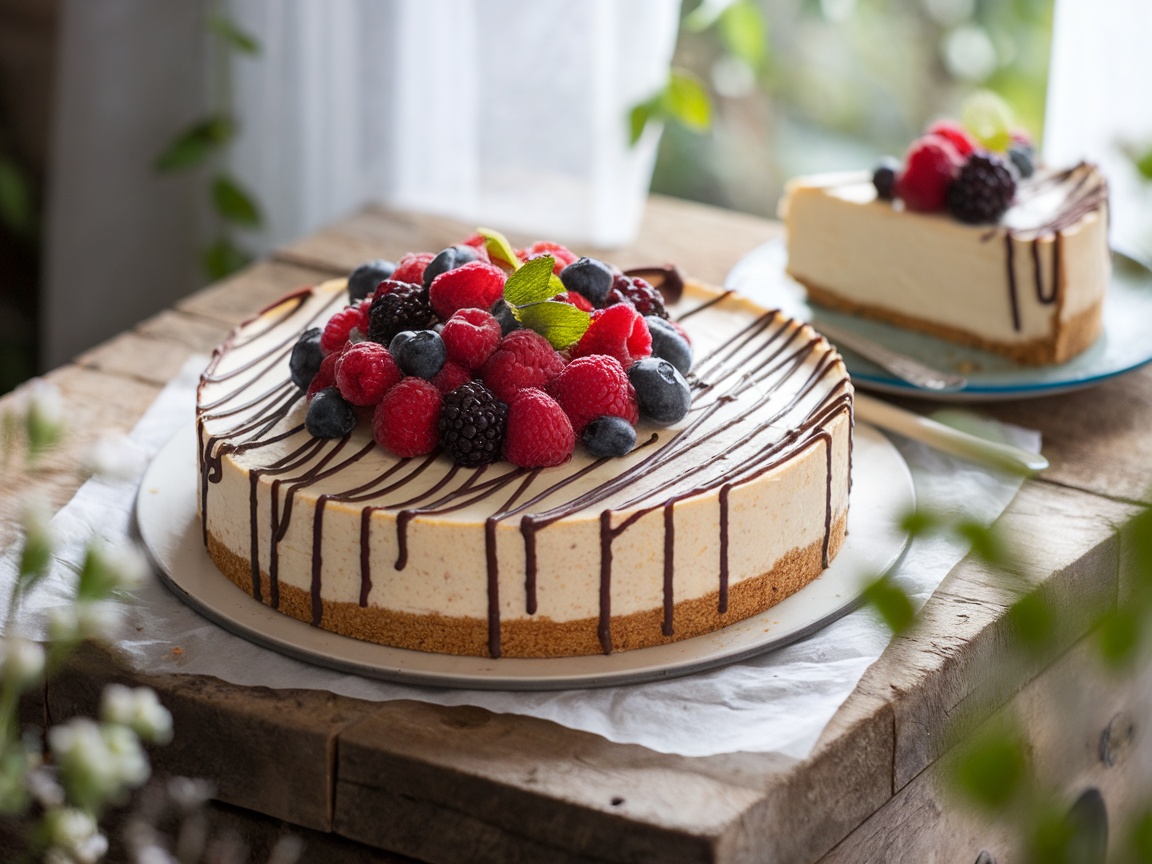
[438,381,509,467]
[947,153,1017,224]
[605,274,667,318]
[367,282,436,346]
[872,156,900,201]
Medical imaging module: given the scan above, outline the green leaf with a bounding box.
[683,0,727,32]
[862,576,914,635]
[1136,147,1152,182]
[952,726,1028,810]
[477,227,520,270]
[1007,590,1055,652]
[504,256,560,306]
[1126,508,1152,597]
[211,174,262,227]
[898,507,939,538]
[0,155,34,238]
[17,531,51,591]
[719,0,768,71]
[1129,809,1152,860]
[630,99,657,146]
[955,519,1009,566]
[203,237,252,281]
[208,14,261,54]
[1097,606,1142,668]
[664,69,712,132]
[514,301,591,350]
[154,116,234,172]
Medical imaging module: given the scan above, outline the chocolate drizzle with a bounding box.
[198,279,852,658]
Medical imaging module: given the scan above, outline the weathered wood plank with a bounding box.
[175,260,333,326]
[74,330,198,388]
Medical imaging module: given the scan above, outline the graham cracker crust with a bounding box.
[205,511,848,659]
[796,277,1103,366]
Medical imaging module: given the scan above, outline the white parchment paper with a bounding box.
[0,358,1038,760]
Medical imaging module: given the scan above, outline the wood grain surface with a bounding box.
[2,198,1148,863]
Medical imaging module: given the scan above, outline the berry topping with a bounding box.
[1008,144,1035,179]
[925,120,978,157]
[389,329,447,380]
[390,252,436,286]
[503,388,575,468]
[372,378,442,457]
[546,354,639,434]
[872,156,900,201]
[440,308,502,370]
[895,135,962,212]
[555,291,594,313]
[517,241,577,273]
[306,351,340,399]
[491,299,521,336]
[570,303,652,369]
[334,341,402,406]
[645,315,693,376]
[947,153,1017,224]
[347,259,396,303]
[321,303,368,355]
[428,260,507,319]
[605,273,667,318]
[628,357,692,426]
[430,359,473,394]
[367,282,436,346]
[289,327,324,390]
[422,244,482,290]
[581,415,637,458]
[438,381,508,467]
[560,257,615,306]
[305,387,357,439]
[479,329,566,404]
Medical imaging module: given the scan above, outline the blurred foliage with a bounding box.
[652,0,1054,217]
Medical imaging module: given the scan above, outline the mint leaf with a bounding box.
[515,301,590,350]
[504,255,560,306]
[477,227,520,270]
[212,174,262,227]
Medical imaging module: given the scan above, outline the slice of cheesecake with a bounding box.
[779,163,1110,365]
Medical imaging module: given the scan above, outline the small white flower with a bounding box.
[19,495,53,540]
[42,806,108,864]
[23,378,66,454]
[0,636,45,688]
[84,538,149,594]
[49,716,152,808]
[74,600,126,641]
[101,722,150,788]
[82,433,140,481]
[26,765,65,808]
[47,606,79,644]
[102,684,173,745]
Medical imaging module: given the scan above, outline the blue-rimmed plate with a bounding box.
[726,241,1152,401]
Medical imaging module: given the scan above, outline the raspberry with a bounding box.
[430,359,473,394]
[895,135,961,212]
[307,351,340,399]
[334,342,402,406]
[438,381,508,467]
[321,304,367,355]
[428,261,507,319]
[947,153,1017,224]
[925,120,978,157]
[390,252,435,286]
[547,355,638,434]
[440,308,502,370]
[517,241,578,273]
[604,274,667,318]
[479,329,566,404]
[556,291,594,313]
[503,388,575,468]
[367,282,436,345]
[372,378,442,457]
[570,304,652,369]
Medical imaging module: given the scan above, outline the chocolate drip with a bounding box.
[598,511,613,654]
[485,518,502,658]
[624,264,686,305]
[718,487,730,614]
[675,289,735,322]
[662,502,675,636]
[311,497,328,624]
[1005,235,1021,332]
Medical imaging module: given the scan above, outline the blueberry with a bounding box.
[389,329,446,379]
[289,327,324,389]
[347,259,396,302]
[423,244,481,290]
[645,316,692,377]
[1008,145,1035,179]
[490,299,521,336]
[628,357,691,426]
[581,415,637,458]
[305,387,356,438]
[560,257,614,305]
[872,156,900,201]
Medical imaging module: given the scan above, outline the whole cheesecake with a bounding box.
[197,261,853,659]
[781,145,1110,365]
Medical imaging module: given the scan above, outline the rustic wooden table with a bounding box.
[2,197,1149,863]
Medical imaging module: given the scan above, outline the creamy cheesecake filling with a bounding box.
[780,163,1110,364]
[197,278,852,658]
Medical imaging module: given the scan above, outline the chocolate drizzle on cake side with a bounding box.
[197,280,852,658]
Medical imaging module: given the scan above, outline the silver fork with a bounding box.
[812,320,968,392]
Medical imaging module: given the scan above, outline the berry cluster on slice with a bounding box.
[873,110,1034,225]
[289,229,696,469]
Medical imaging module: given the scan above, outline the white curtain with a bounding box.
[42,0,679,368]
